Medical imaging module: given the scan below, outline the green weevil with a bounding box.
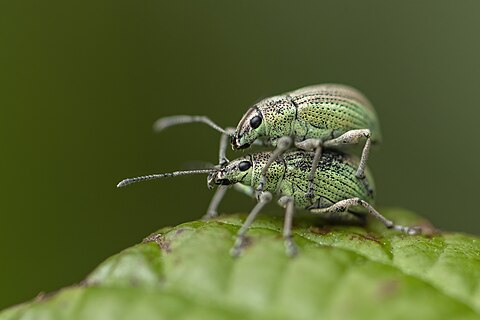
[117,150,418,257]
[154,84,381,198]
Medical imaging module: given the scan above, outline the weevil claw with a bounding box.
[407,226,422,235]
[284,237,298,257]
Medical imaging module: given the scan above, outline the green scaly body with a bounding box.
[257,85,381,146]
[223,150,374,214]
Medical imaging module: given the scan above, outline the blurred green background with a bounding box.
[1,0,480,310]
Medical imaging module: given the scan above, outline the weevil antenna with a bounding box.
[117,169,217,188]
[153,115,232,136]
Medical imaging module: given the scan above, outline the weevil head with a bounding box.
[207,155,254,188]
[232,106,266,150]
[232,95,296,149]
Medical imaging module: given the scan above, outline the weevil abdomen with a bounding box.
[277,151,375,211]
[291,93,381,144]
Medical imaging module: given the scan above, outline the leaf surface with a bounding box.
[2,209,479,320]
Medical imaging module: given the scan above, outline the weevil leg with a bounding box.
[231,191,273,257]
[218,127,236,166]
[153,115,230,136]
[278,196,298,257]
[233,183,256,198]
[202,184,255,221]
[202,185,229,220]
[294,139,323,199]
[257,136,293,194]
[323,129,371,179]
[310,198,421,235]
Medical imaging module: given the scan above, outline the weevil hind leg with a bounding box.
[230,192,273,257]
[278,196,298,257]
[323,129,371,179]
[310,198,421,235]
[256,136,293,193]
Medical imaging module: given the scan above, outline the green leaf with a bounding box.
[2,209,480,320]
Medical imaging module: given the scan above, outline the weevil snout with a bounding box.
[231,134,251,150]
[207,156,254,189]
[207,170,231,188]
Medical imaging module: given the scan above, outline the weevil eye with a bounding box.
[249,116,262,129]
[238,161,252,171]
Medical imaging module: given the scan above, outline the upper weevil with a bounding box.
[154,84,381,198]
[117,150,418,257]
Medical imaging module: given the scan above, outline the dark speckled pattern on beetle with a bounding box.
[215,150,374,216]
[233,84,381,148]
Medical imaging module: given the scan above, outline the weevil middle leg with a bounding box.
[278,196,298,257]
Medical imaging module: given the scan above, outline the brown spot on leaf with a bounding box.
[143,233,171,253]
[175,228,187,235]
[309,226,332,235]
[350,232,383,245]
[415,219,442,238]
[377,279,400,300]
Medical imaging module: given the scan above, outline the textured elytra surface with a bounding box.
[1,209,480,320]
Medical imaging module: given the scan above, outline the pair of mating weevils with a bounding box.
[117,84,421,257]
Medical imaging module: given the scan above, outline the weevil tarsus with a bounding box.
[230,191,273,257]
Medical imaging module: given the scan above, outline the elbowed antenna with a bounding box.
[153,115,232,136]
[117,169,217,188]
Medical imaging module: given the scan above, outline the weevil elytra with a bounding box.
[154,84,381,199]
[117,150,419,257]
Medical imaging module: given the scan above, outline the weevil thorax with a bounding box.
[207,155,255,188]
[250,152,286,192]
[232,95,296,149]
[256,95,296,146]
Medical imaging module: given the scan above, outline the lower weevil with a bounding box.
[117,150,419,257]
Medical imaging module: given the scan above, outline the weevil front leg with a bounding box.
[323,129,371,179]
[294,139,323,199]
[231,191,273,257]
[154,115,230,136]
[256,136,293,193]
[202,184,256,220]
[218,127,236,166]
[311,198,421,235]
[278,196,298,257]
[202,185,229,220]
